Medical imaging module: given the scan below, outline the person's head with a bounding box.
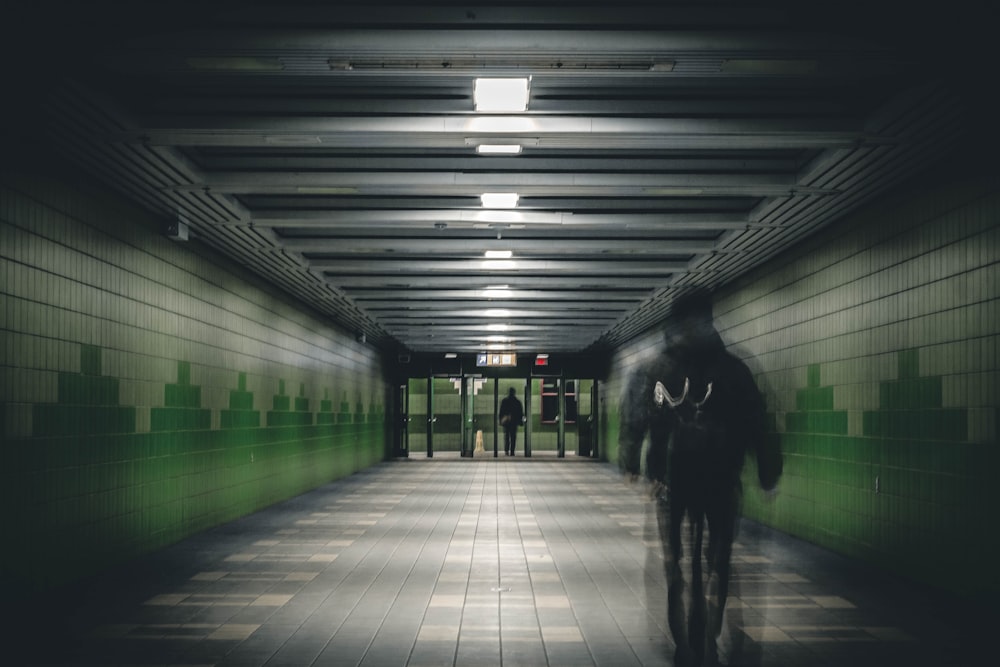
[665,289,714,345]
[508,387,517,397]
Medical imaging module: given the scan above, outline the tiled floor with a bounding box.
[13,455,992,666]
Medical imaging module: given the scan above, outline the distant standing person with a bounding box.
[499,387,524,456]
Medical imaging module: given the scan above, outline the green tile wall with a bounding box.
[0,167,390,598]
[605,163,1000,599]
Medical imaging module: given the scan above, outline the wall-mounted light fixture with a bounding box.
[165,217,189,241]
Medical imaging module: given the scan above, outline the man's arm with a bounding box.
[731,357,782,490]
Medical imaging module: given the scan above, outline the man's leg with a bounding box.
[659,492,692,665]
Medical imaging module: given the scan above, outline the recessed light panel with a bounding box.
[480,192,519,208]
[474,78,529,112]
[476,144,523,154]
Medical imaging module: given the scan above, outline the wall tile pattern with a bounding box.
[604,164,1000,597]
[0,169,389,596]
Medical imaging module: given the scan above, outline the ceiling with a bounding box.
[10,2,985,356]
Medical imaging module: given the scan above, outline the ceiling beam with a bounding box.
[358,300,635,311]
[125,116,874,150]
[173,170,827,197]
[283,237,715,255]
[344,289,651,300]
[314,258,689,273]
[327,275,676,289]
[251,210,750,229]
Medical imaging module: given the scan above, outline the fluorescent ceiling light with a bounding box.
[484,250,512,259]
[444,352,458,359]
[484,309,511,317]
[482,260,515,270]
[480,192,519,208]
[486,324,510,332]
[486,335,512,342]
[476,144,523,155]
[474,77,529,112]
[485,284,510,290]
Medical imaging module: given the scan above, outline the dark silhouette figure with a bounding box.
[619,291,782,666]
[499,387,524,456]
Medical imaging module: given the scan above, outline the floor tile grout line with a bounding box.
[301,467,464,666]
[404,466,479,667]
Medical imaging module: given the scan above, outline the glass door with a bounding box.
[395,383,409,457]
[461,375,485,456]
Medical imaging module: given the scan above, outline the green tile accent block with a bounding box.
[796,385,834,411]
[863,350,966,441]
[59,373,118,405]
[38,345,135,435]
[222,372,258,428]
[177,360,191,385]
[154,360,211,432]
[229,391,254,411]
[33,404,136,436]
[221,410,259,428]
[863,409,967,441]
[879,377,942,410]
[338,393,352,423]
[295,383,310,412]
[807,363,821,388]
[786,410,848,434]
[743,348,986,598]
[267,410,312,426]
[786,364,845,433]
[268,379,310,425]
[165,384,201,408]
[151,407,212,431]
[318,390,335,424]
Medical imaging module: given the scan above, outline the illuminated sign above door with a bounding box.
[476,352,517,367]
